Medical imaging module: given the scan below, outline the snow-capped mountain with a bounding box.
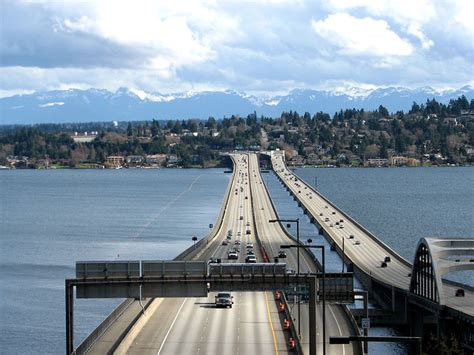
[0,85,472,124]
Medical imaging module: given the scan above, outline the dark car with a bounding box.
[278,250,287,258]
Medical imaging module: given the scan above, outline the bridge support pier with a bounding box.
[66,280,74,355]
[408,307,425,339]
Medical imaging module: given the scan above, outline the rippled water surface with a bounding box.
[0,168,230,354]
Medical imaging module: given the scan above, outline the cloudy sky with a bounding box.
[1,0,473,97]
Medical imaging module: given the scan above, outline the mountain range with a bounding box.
[1,85,472,125]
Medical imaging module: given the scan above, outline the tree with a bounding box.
[378,105,389,118]
[127,123,133,137]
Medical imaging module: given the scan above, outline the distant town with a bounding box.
[1,95,473,169]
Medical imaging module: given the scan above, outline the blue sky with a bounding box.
[1,0,473,98]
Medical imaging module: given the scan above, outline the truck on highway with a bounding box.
[215,292,234,308]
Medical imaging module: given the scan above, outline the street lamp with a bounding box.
[281,243,326,355]
[192,236,198,249]
[342,237,345,273]
[269,218,300,338]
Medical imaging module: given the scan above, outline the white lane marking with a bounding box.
[328,305,345,355]
[157,298,187,355]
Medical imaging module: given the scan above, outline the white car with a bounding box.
[228,251,238,260]
[245,255,257,263]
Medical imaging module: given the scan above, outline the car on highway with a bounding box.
[278,250,287,258]
[222,240,229,246]
[354,241,361,245]
[209,257,221,264]
[234,240,241,245]
[246,230,251,235]
[455,289,465,297]
[228,251,238,260]
[246,242,254,248]
[246,249,255,255]
[245,255,257,263]
[215,292,234,308]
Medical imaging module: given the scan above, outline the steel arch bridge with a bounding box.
[409,238,474,305]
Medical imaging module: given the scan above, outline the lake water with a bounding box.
[0,169,230,354]
[0,166,472,354]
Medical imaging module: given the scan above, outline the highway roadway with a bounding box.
[247,153,360,355]
[118,153,291,354]
[270,151,474,318]
[85,152,360,354]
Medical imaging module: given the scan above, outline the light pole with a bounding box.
[342,237,345,273]
[269,218,300,338]
[192,236,198,249]
[281,243,326,355]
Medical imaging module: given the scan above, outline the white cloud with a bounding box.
[1,0,472,96]
[54,1,218,71]
[453,0,474,33]
[407,24,433,49]
[325,0,437,25]
[312,13,413,57]
[324,0,436,52]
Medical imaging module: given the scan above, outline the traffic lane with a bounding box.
[126,298,186,355]
[294,302,358,355]
[155,291,281,355]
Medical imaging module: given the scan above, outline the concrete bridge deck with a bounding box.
[269,151,473,320]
